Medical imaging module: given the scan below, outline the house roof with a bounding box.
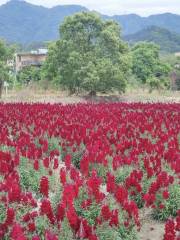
[16,49,48,56]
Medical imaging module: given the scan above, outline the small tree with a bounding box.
[0,40,14,97]
[41,42,60,89]
[44,12,131,95]
[131,42,171,91]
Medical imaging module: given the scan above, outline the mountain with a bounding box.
[124,26,180,53]
[112,13,180,36]
[0,0,180,45]
[0,0,87,44]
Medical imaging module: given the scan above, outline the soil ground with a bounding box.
[1,88,180,103]
[138,209,164,240]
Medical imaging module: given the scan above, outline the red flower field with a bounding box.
[0,103,179,239]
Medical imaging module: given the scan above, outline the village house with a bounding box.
[15,49,48,72]
[175,52,180,57]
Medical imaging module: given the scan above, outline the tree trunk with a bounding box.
[89,90,96,96]
[0,80,3,98]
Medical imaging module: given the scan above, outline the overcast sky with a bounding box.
[0,0,180,16]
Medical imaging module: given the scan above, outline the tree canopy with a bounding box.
[131,42,171,91]
[43,12,131,95]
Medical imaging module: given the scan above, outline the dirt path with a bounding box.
[1,89,180,104]
[138,209,164,240]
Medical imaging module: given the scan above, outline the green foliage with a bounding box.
[115,165,133,184]
[176,73,180,90]
[16,66,41,85]
[0,202,6,223]
[93,163,109,182]
[152,183,180,221]
[96,223,121,240]
[118,225,138,240]
[82,202,101,226]
[74,186,101,226]
[59,217,74,240]
[15,204,32,224]
[18,157,42,193]
[96,223,138,240]
[71,147,85,169]
[47,137,61,153]
[50,183,62,210]
[0,40,14,97]
[166,55,180,90]
[147,75,170,92]
[35,216,52,238]
[131,42,171,90]
[44,12,131,94]
[41,42,60,88]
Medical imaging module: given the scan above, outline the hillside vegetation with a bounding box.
[125,26,180,53]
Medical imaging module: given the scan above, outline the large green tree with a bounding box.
[43,12,131,95]
[131,42,171,91]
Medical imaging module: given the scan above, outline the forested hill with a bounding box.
[124,26,180,53]
[0,0,87,43]
[0,0,180,45]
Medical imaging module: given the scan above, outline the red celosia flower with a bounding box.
[60,168,66,185]
[143,193,156,207]
[164,219,175,240]
[101,205,111,221]
[106,172,115,193]
[109,209,119,227]
[62,184,79,207]
[87,170,104,203]
[76,220,87,239]
[45,230,58,240]
[22,213,31,223]
[163,190,169,200]
[65,154,72,170]
[80,155,89,176]
[81,199,92,210]
[40,199,55,224]
[176,216,180,232]
[40,176,49,197]
[43,157,50,169]
[159,203,165,209]
[33,160,39,171]
[10,223,27,240]
[28,222,36,232]
[89,235,99,240]
[115,185,128,205]
[32,236,40,240]
[5,208,15,226]
[53,158,59,169]
[56,203,65,222]
[8,182,21,203]
[66,206,79,231]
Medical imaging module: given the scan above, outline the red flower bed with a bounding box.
[0,103,179,239]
